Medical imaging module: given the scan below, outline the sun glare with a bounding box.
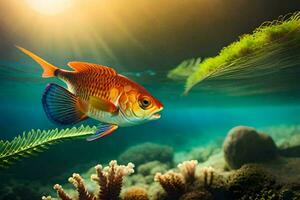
[26,0,72,15]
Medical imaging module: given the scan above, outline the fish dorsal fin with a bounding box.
[68,62,117,75]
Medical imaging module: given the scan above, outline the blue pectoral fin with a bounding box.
[42,83,88,125]
[86,124,118,141]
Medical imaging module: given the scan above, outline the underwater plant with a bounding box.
[167,58,201,81]
[42,160,134,200]
[0,125,96,168]
[168,12,300,95]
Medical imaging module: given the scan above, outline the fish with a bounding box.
[16,46,163,141]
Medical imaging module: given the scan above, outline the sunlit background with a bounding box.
[0,0,299,71]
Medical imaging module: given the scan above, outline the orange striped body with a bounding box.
[57,62,163,126]
[17,46,163,140]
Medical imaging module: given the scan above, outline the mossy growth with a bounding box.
[169,12,300,94]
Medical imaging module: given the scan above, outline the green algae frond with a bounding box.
[0,125,96,168]
[167,57,201,80]
[170,12,300,95]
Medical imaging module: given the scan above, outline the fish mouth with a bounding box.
[151,113,161,119]
[150,107,163,120]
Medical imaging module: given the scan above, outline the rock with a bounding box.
[137,161,169,176]
[227,164,278,199]
[223,126,278,169]
[118,143,174,167]
[179,191,213,200]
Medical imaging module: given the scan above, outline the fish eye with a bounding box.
[139,97,151,109]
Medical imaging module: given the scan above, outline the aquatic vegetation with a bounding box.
[223,126,278,169]
[43,160,134,200]
[167,58,201,81]
[0,125,96,168]
[169,12,300,94]
[118,143,174,167]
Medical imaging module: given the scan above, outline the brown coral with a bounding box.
[200,166,214,188]
[154,171,185,199]
[43,160,134,200]
[91,160,134,200]
[122,187,149,200]
[177,160,198,185]
[154,160,201,199]
[179,191,213,200]
[69,173,95,200]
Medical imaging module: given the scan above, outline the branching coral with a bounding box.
[177,160,198,185]
[168,12,300,95]
[43,160,134,200]
[154,160,200,199]
[122,187,149,200]
[92,160,134,200]
[154,171,185,199]
[0,125,96,168]
[201,166,214,188]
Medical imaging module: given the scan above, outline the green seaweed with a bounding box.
[167,57,201,81]
[0,125,96,168]
[169,12,300,94]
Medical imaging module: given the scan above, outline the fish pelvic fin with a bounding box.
[42,83,88,125]
[16,46,59,78]
[86,124,118,141]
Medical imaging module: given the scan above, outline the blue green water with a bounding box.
[0,61,299,181]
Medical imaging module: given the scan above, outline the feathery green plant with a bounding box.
[0,125,96,168]
[167,57,201,80]
[169,12,300,95]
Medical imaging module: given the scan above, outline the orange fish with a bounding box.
[17,46,163,141]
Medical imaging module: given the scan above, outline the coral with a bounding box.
[177,160,198,185]
[179,191,213,200]
[122,187,149,200]
[118,143,173,167]
[154,160,201,199]
[200,166,214,189]
[52,184,73,200]
[154,171,185,199]
[226,164,290,199]
[223,126,278,169]
[0,125,96,168]
[44,160,134,200]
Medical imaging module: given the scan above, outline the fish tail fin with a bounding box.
[16,45,59,78]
